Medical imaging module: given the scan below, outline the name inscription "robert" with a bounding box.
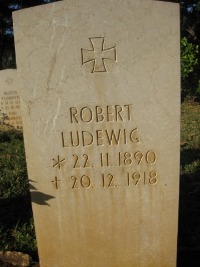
[61,104,140,148]
[70,104,133,123]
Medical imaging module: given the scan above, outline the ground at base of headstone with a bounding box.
[1,254,200,267]
[0,252,39,267]
[177,250,200,267]
[0,260,39,267]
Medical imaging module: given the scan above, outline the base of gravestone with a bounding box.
[0,262,39,267]
[0,260,39,267]
[176,250,200,267]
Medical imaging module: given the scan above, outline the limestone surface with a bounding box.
[13,0,180,266]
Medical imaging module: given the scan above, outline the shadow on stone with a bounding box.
[29,180,55,206]
[31,192,54,206]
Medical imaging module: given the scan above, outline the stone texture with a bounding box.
[13,0,180,266]
[0,252,31,267]
[0,69,22,130]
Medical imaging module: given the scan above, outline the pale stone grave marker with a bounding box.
[0,69,22,130]
[13,0,180,266]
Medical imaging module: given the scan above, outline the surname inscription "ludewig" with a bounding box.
[61,104,140,147]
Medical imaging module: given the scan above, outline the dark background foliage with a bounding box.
[0,0,61,69]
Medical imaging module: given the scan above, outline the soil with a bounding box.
[0,261,15,267]
[0,260,39,267]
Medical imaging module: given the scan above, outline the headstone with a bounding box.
[0,69,22,130]
[13,0,180,266]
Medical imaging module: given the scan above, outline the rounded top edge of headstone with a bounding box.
[12,0,180,18]
[0,68,16,74]
[0,69,17,84]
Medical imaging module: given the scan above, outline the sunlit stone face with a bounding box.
[13,0,180,266]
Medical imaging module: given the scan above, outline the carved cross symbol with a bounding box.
[81,37,116,73]
[52,176,61,190]
[53,156,66,169]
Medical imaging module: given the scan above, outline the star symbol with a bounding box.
[53,155,66,169]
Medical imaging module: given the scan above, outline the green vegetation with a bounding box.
[178,101,200,248]
[0,130,37,259]
[181,37,199,99]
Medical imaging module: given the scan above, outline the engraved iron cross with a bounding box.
[81,37,116,73]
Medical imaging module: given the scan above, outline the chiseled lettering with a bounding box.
[80,107,93,122]
[70,107,78,123]
[71,175,91,189]
[73,154,91,168]
[105,129,121,145]
[83,154,90,168]
[130,128,140,143]
[61,132,68,147]
[70,131,80,146]
[134,151,143,165]
[102,173,115,187]
[71,176,78,189]
[100,153,110,167]
[146,151,157,164]
[73,154,80,168]
[106,105,114,121]
[69,104,133,124]
[82,131,93,146]
[123,129,127,144]
[115,105,123,121]
[80,175,91,188]
[61,127,140,148]
[96,130,104,146]
[52,176,61,190]
[124,104,133,121]
[96,106,104,122]
[108,174,115,187]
